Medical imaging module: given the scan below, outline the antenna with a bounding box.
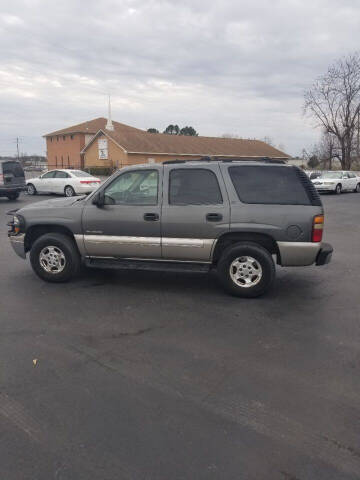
[105,94,114,131]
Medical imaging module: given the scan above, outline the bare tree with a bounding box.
[304,52,360,169]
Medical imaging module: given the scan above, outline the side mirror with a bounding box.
[92,191,105,207]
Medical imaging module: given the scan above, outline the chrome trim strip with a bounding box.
[277,241,321,266]
[83,235,161,247]
[162,238,214,248]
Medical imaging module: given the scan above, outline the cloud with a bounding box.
[0,0,360,156]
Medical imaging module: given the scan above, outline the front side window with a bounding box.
[229,166,311,205]
[104,170,158,205]
[169,168,223,205]
[42,171,57,179]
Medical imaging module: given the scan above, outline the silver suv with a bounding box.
[7,160,333,297]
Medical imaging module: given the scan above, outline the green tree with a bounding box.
[147,128,159,133]
[179,126,198,136]
[163,124,180,135]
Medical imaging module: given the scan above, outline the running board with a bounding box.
[85,258,211,274]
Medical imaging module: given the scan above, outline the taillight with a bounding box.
[80,180,100,184]
[312,215,324,242]
[0,174,3,185]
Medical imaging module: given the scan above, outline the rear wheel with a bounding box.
[30,233,80,282]
[335,184,342,195]
[217,242,275,298]
[7,192,19,200]
[27,183,37,195]
[64,185,75,197]
[354,183,360,193]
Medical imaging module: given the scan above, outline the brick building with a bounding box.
[44,117,289,170]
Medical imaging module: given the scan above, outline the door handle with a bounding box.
[206,213,223,222]
[144,213,159,221]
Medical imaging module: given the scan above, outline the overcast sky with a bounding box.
[0,0,359,157]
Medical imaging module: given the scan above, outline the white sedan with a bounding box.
[27,169,101,197]
[311,171,360,194]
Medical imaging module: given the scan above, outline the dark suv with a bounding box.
[0,160,26,200]
[7,160,333,297]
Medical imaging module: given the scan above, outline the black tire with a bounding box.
[27,183,37,195]
[217,242,275,298]
[7,192,20,200]
[354,183,360,193]
[335,184,342,195]
[64,185,75,197]
[30,233,80,283]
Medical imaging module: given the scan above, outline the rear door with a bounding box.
[161,164,230,261]
[2,161,25,188]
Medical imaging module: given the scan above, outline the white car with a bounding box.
[27,169,101,197]
[311,171,360,194]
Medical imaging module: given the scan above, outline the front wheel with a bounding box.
[354,183,360,193]
[217,242,275,298]
[30,233,80,282]
[64,185,75,197]
[335,184,342,195]
[27,183,37,195]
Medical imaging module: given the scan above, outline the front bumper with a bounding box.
[313,184,336,192]
[9,233,26,259]
[277,241,333,267]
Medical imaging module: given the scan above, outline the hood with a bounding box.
[18,196,86,213]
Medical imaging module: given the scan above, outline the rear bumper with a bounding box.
[8,233,26,259]
[0,186,26,195]
[277,241,333,267]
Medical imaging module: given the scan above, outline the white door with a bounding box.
[53,170,70,194]
[348,172,357,190]
[37,170,56,192]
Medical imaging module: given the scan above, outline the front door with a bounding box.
[161,164,230,261]
[82,167,162,258]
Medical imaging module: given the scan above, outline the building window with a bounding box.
[55,155,57,166]
[63,135,66,140]
[70,135,74,140]
[68,155,70,166]
[57,136,59,141]
[50,137,53,142]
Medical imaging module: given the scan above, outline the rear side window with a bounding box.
[169,169,223,205]
[55,171,69,178]
[228,166,311,205]
[2,161,24,177]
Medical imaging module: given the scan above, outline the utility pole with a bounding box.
[16,137,20,161]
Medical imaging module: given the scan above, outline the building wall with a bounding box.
[84,134,205,170]
[84,134,127,169]
[46,133,95,169]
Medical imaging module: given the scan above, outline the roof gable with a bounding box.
[44,117,145,137]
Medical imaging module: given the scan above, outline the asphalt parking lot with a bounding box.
[0,192,360,480]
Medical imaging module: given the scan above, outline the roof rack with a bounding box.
[163,157,286,165]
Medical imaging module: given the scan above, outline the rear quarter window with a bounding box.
[2,161,25,177]
[228,166,312,205]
